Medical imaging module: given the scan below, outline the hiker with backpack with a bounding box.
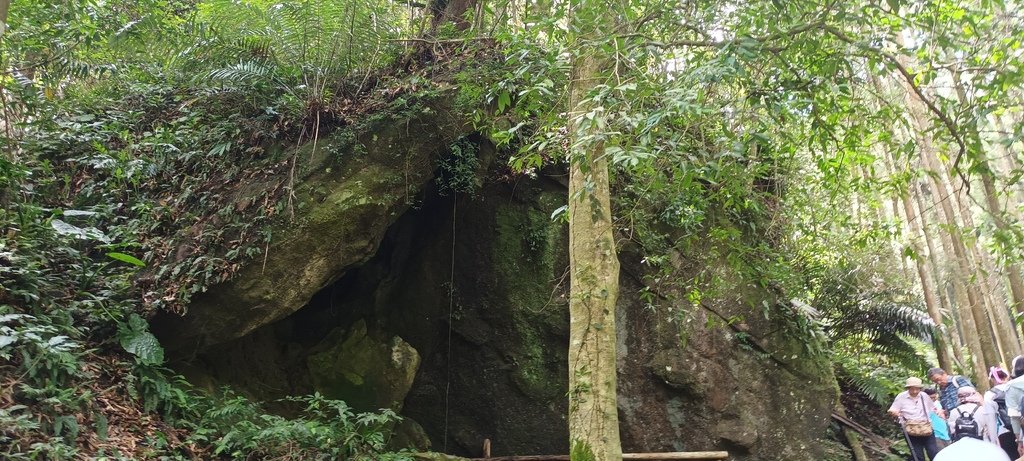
[928,367,975,415]
[890,377,941,460]
[984,366,1019,459]
[947,386,998,444]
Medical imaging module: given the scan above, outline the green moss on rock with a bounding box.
[491,190,567,400]
[307,320,421,412]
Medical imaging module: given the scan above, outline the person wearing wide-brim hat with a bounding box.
[890,377,941,460]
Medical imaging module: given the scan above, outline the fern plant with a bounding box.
[185,0,407,113]
[811,257,937,404]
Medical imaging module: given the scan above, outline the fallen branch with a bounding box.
[831,412,891,450]
[390,37,495,45]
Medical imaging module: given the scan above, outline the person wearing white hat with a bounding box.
[890,377,941,460]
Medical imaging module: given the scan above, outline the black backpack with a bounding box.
[991,387,1013,429]
[952,404,982,441]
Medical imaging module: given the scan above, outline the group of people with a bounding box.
[888,359,1024,461]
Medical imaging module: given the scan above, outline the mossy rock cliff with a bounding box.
[154,93,836,460]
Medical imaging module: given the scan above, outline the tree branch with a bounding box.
[822,25,968,172]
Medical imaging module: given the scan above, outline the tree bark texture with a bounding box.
[566,48,623,461]
[429,0,478,32]
[0,0,9,35]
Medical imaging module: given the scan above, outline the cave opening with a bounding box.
[166,174,572,457]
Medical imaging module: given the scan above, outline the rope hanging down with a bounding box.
[443,194,457,452]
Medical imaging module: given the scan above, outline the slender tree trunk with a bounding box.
[920,144,1000,373]
[993,115,1024,206]
[916,179,988,384]
[884,151,953,372]
[940,150,1021,364]
[0,0,9,35]
[915,187,966,369]
[566,42,622,461]
[886,37,1002,374]
[892,71,1001,375]
[950,72,1024,360]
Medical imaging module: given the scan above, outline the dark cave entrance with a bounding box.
[170,175,572,457]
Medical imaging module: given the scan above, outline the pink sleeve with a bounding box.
[889,393,903,413]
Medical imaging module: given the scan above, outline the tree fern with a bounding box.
[814,259,935,375]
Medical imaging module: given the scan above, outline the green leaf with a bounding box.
[497,91,511,113]
[107,252,146,267]
[119,314,164,365]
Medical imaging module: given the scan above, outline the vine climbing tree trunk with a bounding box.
[565,7,622,461]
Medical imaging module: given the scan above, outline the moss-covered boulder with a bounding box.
[307,320,420,412]
[154,93,474,351]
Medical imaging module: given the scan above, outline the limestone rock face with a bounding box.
[615,259,836,460]
[159,110,836,460]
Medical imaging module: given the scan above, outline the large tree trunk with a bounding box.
[429,0,478,33]
[566,44,623,461]
[0,0,9,35]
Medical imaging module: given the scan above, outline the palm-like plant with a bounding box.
[813,258,936,402]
